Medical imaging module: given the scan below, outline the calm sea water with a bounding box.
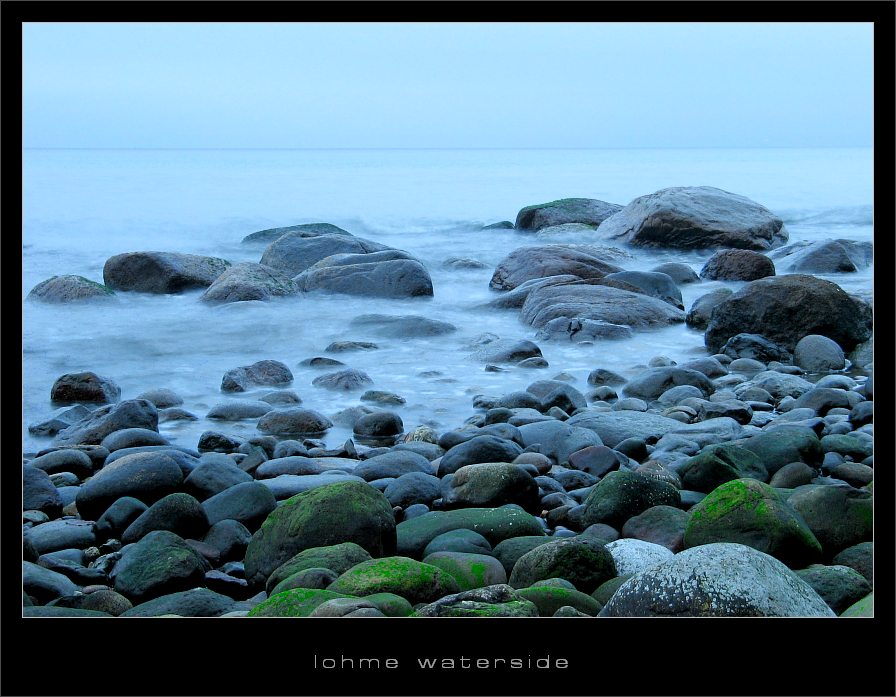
[22,148,873,454]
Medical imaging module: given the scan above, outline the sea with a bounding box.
[21,147,874,455]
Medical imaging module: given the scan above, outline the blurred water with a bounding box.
[22,147,873,453]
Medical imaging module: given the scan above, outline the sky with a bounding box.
[22,22,874,149]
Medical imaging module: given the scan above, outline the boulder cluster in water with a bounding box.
[24,186,873,617]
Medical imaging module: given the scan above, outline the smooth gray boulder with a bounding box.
[256,408,333,436]
[103,251,230,293]
[535,317,633,342]
[348,314,457,338]
[622,367,715,401]
[599,543,835,616]
[515,198,623,231]
[242,222,353,244]
[200,262,298,304]
[685,288,734,330]
[566,410,683,448]
[490,245,624,291]
[28,275,115,303]
[605,539,675,575]
[53,399,158,447]
[221,359,293,392]
[768,239,873,273]
[260,232,387,276]
[794,335,846,372]
[294,249,434,298]
[602,271,683,308]
[517,420,603,466]
[595,186,788,250]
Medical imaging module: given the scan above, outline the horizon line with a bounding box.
[23,145,873,152]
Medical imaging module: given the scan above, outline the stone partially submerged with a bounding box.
[28,275,115,303]
[242,222,353,245]
[259,232,388,276]
[200,262,298,304]
[490,245,624,291]
[768,239,873,273]
[294,250,434,298]
[514,198,623,231]
[103,252,231,293]
[595,186,788,250]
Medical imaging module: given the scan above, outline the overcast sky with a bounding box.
[22,22,874,149]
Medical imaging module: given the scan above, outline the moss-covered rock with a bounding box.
[244,481,396,588]
[327,556,459,605]
[441,462,540,512]
[112,530,208,603]
[839,593,873,617]
[413,584,539,617]
[509,537,617,593]
[422,529,493,557]
[270,567,339,596]
[677,444,768,493]
[517,585,602,616]
[247,588,352,617]
[396,507,545,559]
[363,592,415,617]
[582,470,680,529]
[492,536,555,575]
[787,484,872,559]
[731,427,822,474]
[591,574,634,606]
[683,478,822,568]
[264,542,374,595]
[421,552,507,591]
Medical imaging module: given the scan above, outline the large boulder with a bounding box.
[683,479,822,567]
[699,249,775,281]
[257,408,333,436]
[243,481,397,587]
[621,367,715,401]
[294,249,434,298]
[787,484,873,558]
[601,271,683,308]
[441,463,540,512]
[704,274,872,353]
[595,186,788,250]
[74,451,183,520]
[121,492,209,543]
[265,542,373,594]
[28,275,115,303]
[201,481,278,531]
[199,262,298,304]
[599,543,835,616]
[111,530,208,603]
[582,470,680,529]
[23,466,64,518]
[489,245,624,291]
[53,399,157,447]
[514,198,623,231]
[566,410,683,449]
[768,239,873,274]
[516,420,603,466]
[259,232,387,276]
[327,557,459,604]
[520,280,685,329]
[677,444,768,493]
[793,335,846,372]
[685,288,734,330]
[508,537,617,593]
[103,252,230,293]
[221,360,293,392]
[242,222,353,245]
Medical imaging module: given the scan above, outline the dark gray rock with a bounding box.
[622,367,715,401]
[201,481,278,531]
[348,314,456,338]
[135,388,183,408]
[50,372,120,405]
[112,530,208,603]
[23,561,80,603]
[121,493,209,543]
[353,412,404,439]
[353,450,430,481]
[23,466,64,518]
[794,564,873,615]
[199,262,298,303]
[312,368,373,391]
[437,435,524,477]
[25,519,96,555]
[515,198,623,231]
[103,251,230,293]
[28,275,115,302]
[489,245,624,290]
[95,496,148,539]
[294,249,434,298]
[121,588,236,617]
[422,529,493,557]
[260,232,387,276]
[441,463,540,512]
[720,334,793,363]
[621,504,690,553]
[206,400,274,421]
[685,288,734,330]
[768,239,873,273]
[242,222,352,244]
[470,338,543,363]
[28,405,94,437]
[443,256,489,269]
[566,410,683,448]
[221,359,293,392]
[508,537,617,593]
[517,420,602,466]
[705,275,872,353]
[257,408,332,436]
[254,455,327,479]
[831,542,873,585]
[259,473,366,500]
[595,186,788,250]
[700,249,775,281]
[535,317,633,342]
[520,280,685,329]
[794,335,846,372]
[385,472,442,508]
[582,470,681,529]
[203,519,253,562]
[483,275,581,310]
[602,271,683,308]
[100,428,169,452]
[677,444,768,493]
[29,449,94,480]
[651,262,700,284]
[787,484,873,558]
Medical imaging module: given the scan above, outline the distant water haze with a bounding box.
[22,147,873,453]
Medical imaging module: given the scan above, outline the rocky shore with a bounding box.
[23,187,874,618]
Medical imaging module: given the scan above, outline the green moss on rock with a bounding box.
[327,556,460,605]
[517,585,602,616]
[248,588,352,617]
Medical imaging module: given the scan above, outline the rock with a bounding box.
[360,390,406,406]
[768,462,816,489]
[517,421,602,466]
[441,463,539,512]
[651,262,700,284]
[25,518,96,556]
[490,245,624,291]
[75,451,183,521]
[621,505,690,553]
[294,249,434,298]
[247,588,352,617]
[132,388,182,409]
[677,444,768,493]
[396,507,545,559]
[491,536,554,575]
[745,371,815,400]
[685,288,734,330]
[768,239,873,273]
[422,529,493,557]
[121,493,209,543]
[270,567,340,595]
[256,408,332,436]
[602,271,683,308]
[794,564,872,615]
[535,317,633,343]
[327,556,459,604]
[221,359,293,392]
[309,597,385,617]
[567,445,624,478]
[787,485,872,558]
[600,543,834,616]
[793,335,846,372]
[515,198,623,231]
[437,435,523,477]
[199,262,298,303]
[508,537,617,593]
[832,542,873,585]
[97,429,169,455]
[112,530,208,603]
[520,280,685,329]
[28,275,115,302]
[206,400,274,421]
[242,222,353,244]
[720,334,793,364]
[264,542,373,594]
[325,341,379,353]
[443,256,488,270]
[23,561,80,603]
[158,408,198,422]
[259,473,366,500]
[243,481,396,588]
[566,410,683,448]
[605,538,674,575]
[182,460,253,500]
[733,426,822,473]
[684,478,822,567]
[202,519,252,563]
[54,588,133,616]
[353,412,403,439]
[28,405,94,437]
[353,451,431,481]
[848,336,873,369]
[414,584,539,617]
[705,275,872,353]
[348,314,457,338]
[201,481,278,531]
[621,367,715,401]
[50,372,120,405]
[254,456,332,478]
[94,497,148,539]
[595,186,787,250]
[840,593,873,617]
[420,551,507,591]
[582,470,680,529]
[23,467,64,518]
[121,588,237,617]
[484,275,581,310]
[469,337,543,364]
[313,369,375,393]
[699,249,775,280]
[103,251,230,293]
[260,232,388,276]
